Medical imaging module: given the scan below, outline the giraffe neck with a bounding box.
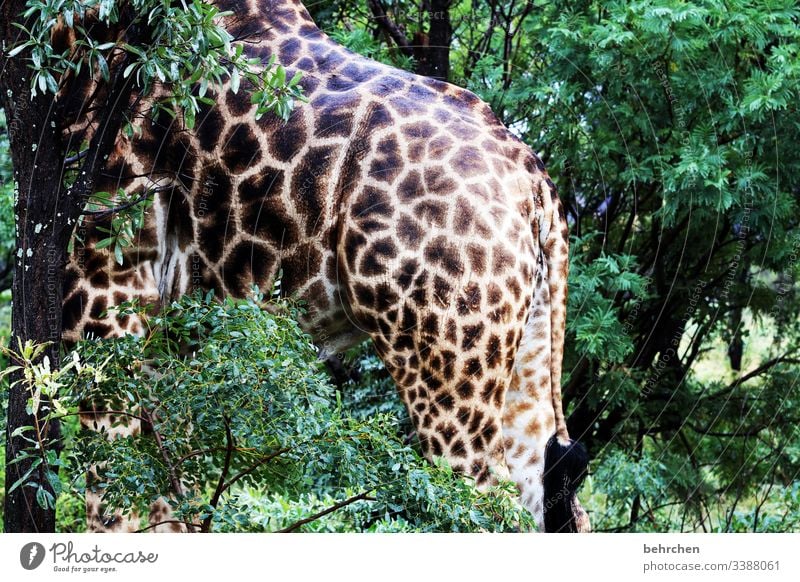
[260,0,316,25]
[236,0,319,37]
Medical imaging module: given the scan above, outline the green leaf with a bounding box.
[95,237,115,250]
[7,459,41,494]
[36,486,55,509]
[6,41,32,58]
[96,53,110,81]
[231,67,240,94]
[123,62,138,78]
[10,425,34,438]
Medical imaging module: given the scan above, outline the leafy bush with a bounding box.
[38,291,534,532]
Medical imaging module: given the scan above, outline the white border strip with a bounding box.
[1,533,798,581]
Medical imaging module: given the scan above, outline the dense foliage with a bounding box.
[11,0,305,123]
[2,292,533,532]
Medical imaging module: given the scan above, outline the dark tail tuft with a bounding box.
[543,435,589,533]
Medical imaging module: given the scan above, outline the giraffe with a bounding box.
[58,0,590,533]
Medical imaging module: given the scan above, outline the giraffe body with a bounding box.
[62,0,589,532]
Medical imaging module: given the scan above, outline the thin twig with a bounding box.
[135,519,202,533]
[82,186,169,220]
[60,409,149,424]
[63,149,89,166]
[703,355,800,401]
[219,447,291,495]
[201,416,234,533]
[277,490,374,533]
[139,407,187,511]
[175,445,257,466]
[689,424,766,438]
[62,49,136,233]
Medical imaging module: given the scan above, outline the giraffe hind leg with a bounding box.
[345,267,527,490]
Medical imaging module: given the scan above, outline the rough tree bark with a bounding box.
[367,0,452,82]
[418,0,452,82]
[1,2,68,531]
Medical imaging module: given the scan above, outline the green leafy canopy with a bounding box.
[8,0,306,126]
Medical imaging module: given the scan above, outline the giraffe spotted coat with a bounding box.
[60,0,589,532]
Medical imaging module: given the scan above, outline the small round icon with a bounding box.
[20,542,46,570]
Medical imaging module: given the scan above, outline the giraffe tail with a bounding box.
[536,172,590,532]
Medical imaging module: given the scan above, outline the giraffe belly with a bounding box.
[296,284,369,357]
[154,234,366,356]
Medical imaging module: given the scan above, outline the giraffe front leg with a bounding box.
[65,259,193,532]
[80,409,196,533]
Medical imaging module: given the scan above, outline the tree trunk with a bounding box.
[1,85,67,533]
[1,3,70,532]
[416,0,452,81]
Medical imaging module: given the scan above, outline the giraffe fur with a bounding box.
[58,0,589,532]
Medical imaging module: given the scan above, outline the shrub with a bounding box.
[25,290,534,532]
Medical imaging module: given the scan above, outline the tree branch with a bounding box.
[82,186,169,220]
[277,490,374,533]
[62,47,136,235]
[366,0,414,57]
[139,405,188,515]
[689,424,766,438]
[66,409,149,425]
[465,0,500,80]
[201,415,234,533]
[175,445,256,467]
[218,446,291,496]
[703,355,800,401]
[63,148,89,166]
[135,519,202,533]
